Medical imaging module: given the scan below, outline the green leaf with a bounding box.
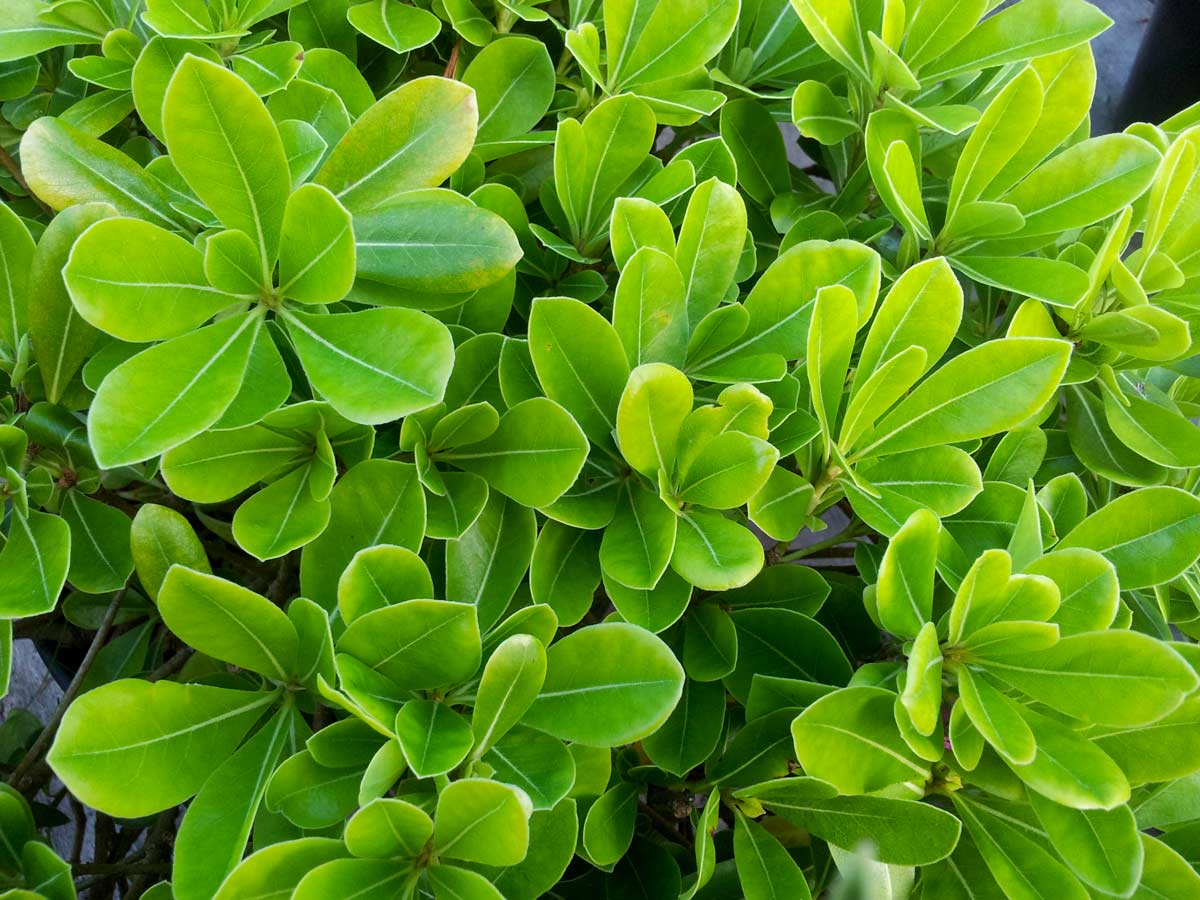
[791,80,858,145]
[214,838,348,900]
[483,726,576,812]
[347,0,440,54]
[160,416,309,503]
[29,203,114,404]
[1135,834,1200,898]
[301,459,426,611]
[956,666,1035,765]
[901,622,943,736]
[529,521,601,627]
[351,191,521,294]
[554,94,656,245]
[205,229,266,295]
[1028,790,1142,895]
[643,677,725,775]
[428,865,506,900]
[523,622,684,746]
[616,362,693,479]
[726,608,850,703]
[89,309,261,467]
[61,491,133,593]
[920,0,1110,82]
[278,183,355,304]
[174,706,294,900]
[0,510,71,618]
[438,397,589,509]
[719,99,789,205]
[853,338,1071,460]
[528,296,629,448]
[345,798,433,859]
[1001,134,1161,239]
[980,630,1198,728]
[472,634,546,757]
[954,795,1089,900]
[0,201,35,349]
[733,811,813,900]
[231,464,331,561]
[337,599,480,690]
[758,790,961,866]
[130,503,210,602]
[807,284,856,448]
[791,686,929,792]
[611,197,675,269]
[265,749,360,828]
[292,858,410,900]
[283,306,453,425]
[462,37,554,143]
[20,118,180,229]
[678,432,778,509]
[582,782,638,866]
[164,55,290,270]
[612,248,688,369]
[691,240,880,370]
[1058,486,1200,589]
[483,799,577,899]
[48,680,277,817]
[1101,386,1200,469]
[338,544,432,625]
[160,566,298,679]
[787,0,869,80]
[1080,306,1191,362]
[748,467,814,542]
[855,256,962,390]
[858,447,982,517]
[1024,548,1118,636]
[230,40,305,95]
[675,177,747,320]
[316,76,477,213]
[947,66,1044,219]
[683,602,738,681]
[605,0,738,90]
[434,778,531,866]
[394,700,473,778]
[876,508,939,639]
[672,510,764,591]
[0,0,101,61]
[607,566,692,633]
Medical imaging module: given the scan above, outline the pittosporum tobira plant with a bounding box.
[0,0,1198,897]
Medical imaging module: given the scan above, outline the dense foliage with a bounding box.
[1,0,1199,896]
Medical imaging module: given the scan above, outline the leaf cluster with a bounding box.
[0,0,1199,898]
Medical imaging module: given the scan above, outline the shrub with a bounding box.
[0,0,1199,896]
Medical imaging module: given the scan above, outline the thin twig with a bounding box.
[10,588,127,791]
[780,521,866,562]
[70,797,87,865]
[443,40,461,78]
[638,800,691,848]
[267,552,294,606]
[126,808,178,896]
[148,646,192,682]
[0,145,52,215]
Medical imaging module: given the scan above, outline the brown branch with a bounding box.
[149,646,193,682]
[10,588,127,792]
[443,40,461,78]
[638,800,691,848]
[74,862,172,876]
[0,145,52,216]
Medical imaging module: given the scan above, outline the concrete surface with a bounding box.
[1092,0,1157,132]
